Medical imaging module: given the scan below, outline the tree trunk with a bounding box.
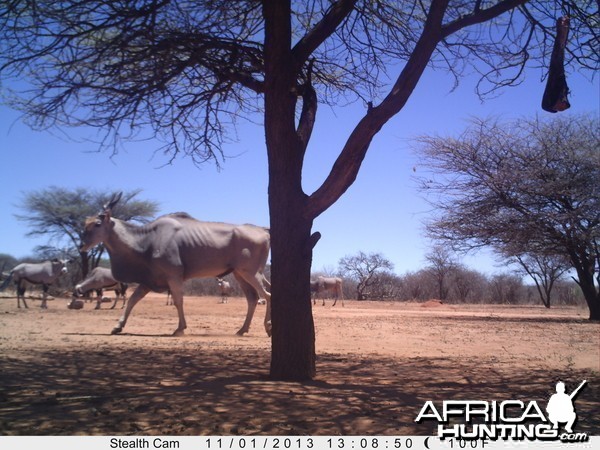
[80,250,90,279]
[570,252,599,320]
[577,272,600,321]
[262,0,318,380]
[269,208,316,380]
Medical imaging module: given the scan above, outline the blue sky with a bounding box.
[1,66,598,276]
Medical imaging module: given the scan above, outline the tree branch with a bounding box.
[441,0,529,38]
[291,0,357,68]
[306,0,450,219]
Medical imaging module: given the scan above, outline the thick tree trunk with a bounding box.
[262,0,317,380]
[269,208,316,380]
[578,274,600,321]
[570,252,600,320]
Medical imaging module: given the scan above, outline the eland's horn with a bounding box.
[103,192,123,212]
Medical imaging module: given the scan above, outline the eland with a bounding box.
[0,259,69,308]
[80,193,271,336]
[310,276,344,307]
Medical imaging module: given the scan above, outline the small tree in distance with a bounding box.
[339,251,394,300]
[513,254,571,308]
[424,245,458,301]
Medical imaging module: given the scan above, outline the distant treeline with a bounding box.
[1,253,584,307]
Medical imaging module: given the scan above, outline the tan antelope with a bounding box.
[80,193,271,336]
[310,276,344,307]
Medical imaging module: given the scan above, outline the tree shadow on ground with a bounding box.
[0,347,597,435]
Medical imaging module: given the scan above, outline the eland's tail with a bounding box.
[0,272,13,291]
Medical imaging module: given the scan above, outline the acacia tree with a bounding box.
[0,1,598,379]
[424,245,458,301]
[418,114,599,319]
[16,187,158,278]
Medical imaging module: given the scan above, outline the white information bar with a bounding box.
[0,436,597,450]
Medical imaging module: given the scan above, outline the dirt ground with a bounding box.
[0,293,598,436]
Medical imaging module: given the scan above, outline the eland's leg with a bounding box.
[233,274,259,336]
[235,271,272,336]
[167,283,186,336]
[259,274,272,335]
[112,285,150,334]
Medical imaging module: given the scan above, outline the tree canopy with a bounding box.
[417,113,599,319]
[1,1,598,170]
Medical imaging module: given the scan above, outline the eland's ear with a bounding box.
[103,192,123,214]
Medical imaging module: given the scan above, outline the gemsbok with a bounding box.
[72,266,128,309]
[80,193,271,336]
[0,259,69,308]
[217,278,232,303]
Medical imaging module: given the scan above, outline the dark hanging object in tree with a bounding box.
[542,16,571,113]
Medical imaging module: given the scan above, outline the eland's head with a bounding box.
[80,192,122,252]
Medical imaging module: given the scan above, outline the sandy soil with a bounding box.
[0,294,598,436]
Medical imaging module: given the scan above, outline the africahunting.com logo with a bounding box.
[415,380,589,443]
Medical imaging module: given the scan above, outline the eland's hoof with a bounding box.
[111,327,122,335]
[172,329,185,337]
[265,321,272,337]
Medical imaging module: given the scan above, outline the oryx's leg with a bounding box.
[112,285,150,334]
[94,289,102,309]
[40,284,49,309]
[17,282,28,309]
[235,271,272,336]
[110,293,118,309]
[167,283,186,336]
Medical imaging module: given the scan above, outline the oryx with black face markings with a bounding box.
[0,259,70,308]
